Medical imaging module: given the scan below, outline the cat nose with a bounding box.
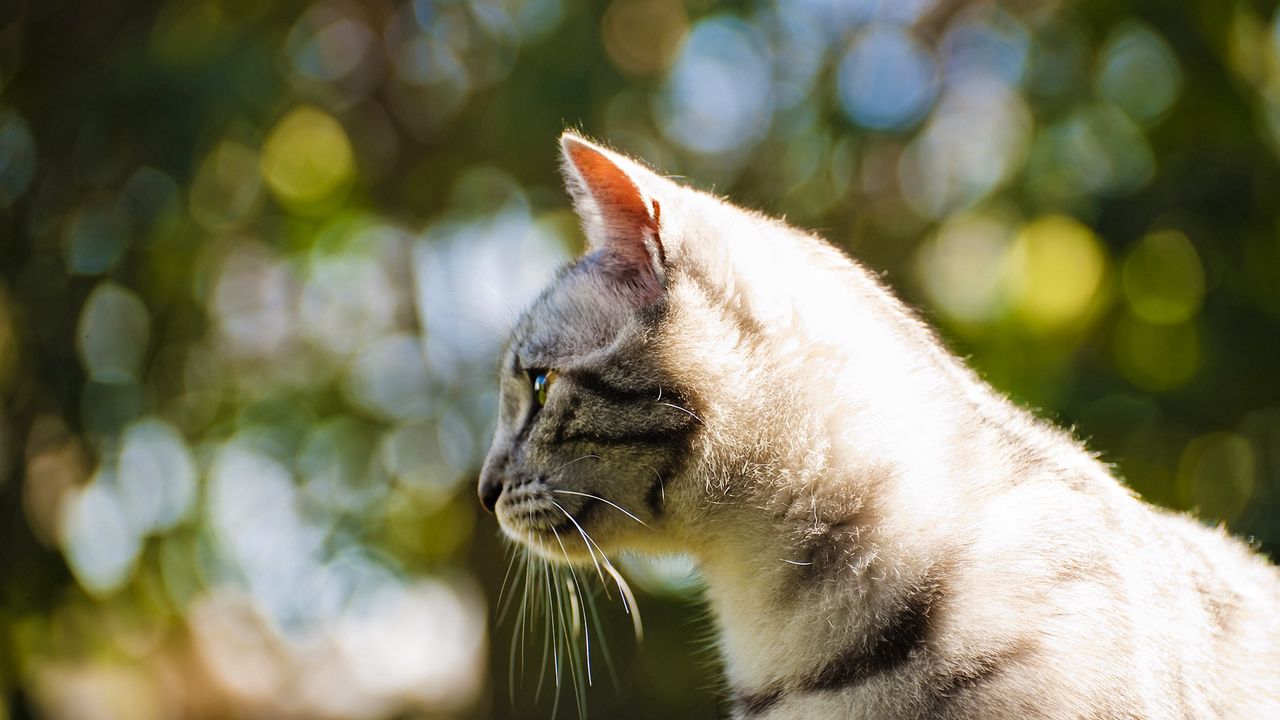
[478,475,503,514]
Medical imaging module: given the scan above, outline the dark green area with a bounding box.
[0,0,1278,718]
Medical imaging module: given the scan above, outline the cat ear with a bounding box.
[560,132,665,304]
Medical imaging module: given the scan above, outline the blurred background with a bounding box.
[1,0,1279,717]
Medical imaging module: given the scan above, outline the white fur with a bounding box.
[481,134,1280,719]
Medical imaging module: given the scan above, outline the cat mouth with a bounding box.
[496,481,601,554]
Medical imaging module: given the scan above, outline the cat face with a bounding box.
[477,134,701,562]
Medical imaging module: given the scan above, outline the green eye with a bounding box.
[532,370,557,407]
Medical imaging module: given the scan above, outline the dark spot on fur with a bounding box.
[647,452,691,519]
[805,568,946,693]
[730,567,949,715]
[934,638,1037,699]
[781,474,888,590]
[646,469,667,516]
[794,517,869,588]
[1179,533,1243,639]
[562,368,660,405]
[1048,554,1123,589]
[731,684,783,717]
[1193,573,1239,637]
[682,265,768,348]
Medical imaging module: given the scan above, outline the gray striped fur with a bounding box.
[478,134,1280,719]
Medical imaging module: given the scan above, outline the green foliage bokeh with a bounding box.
[1,0,1279,718]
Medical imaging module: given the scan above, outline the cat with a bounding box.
[477,132,1280,719]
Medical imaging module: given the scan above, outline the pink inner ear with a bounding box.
[565,141,658,270]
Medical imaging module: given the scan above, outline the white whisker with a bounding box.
[550,499,610,591]
[547,500,642,645]
[603,560,644,643]
[496,546,522,622]
[553,489,651,529]
[548,520,594,686]
[655,401,702,423]
[547,528,589,715]
[551,454,602,475]
[648,467,666,507]
[535,554,552,699]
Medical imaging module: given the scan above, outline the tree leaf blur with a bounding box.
[1,1,1279,718]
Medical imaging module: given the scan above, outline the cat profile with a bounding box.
[478,132,1280,719]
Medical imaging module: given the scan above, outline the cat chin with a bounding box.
[501,523,602,565]
[519,535,601,565]
[496,503,606,564]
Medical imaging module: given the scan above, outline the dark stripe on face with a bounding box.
[561,368,661,405]
[514,399,538,445]
[732,684,783,717]
[556,423,694,447]
[550,381,698,447]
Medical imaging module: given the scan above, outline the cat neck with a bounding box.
[687,410,994,694]
[660,202,1104,693]
[675,299,1069,697]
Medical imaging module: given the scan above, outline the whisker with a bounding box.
[549,522,594,687]
[552,489,652,529]
[547,529,588,718]
[583,584,621,688]
[509,551,532,703]
[550,535,588,712]
[564,573,593,704]
[502,506,644,715]
[551,454,602,475]
[475,280,521,328]
[548,500,642,642]
[647,467,666,507]
[549,567,562,716]
[427,279,520,330]
[550,499,610,591]
[655,401,702,424]
[603,559,644,643]
[496,545,522,623]
[536,554,553,701]
[567,575,591,685]
[561,523,641,638]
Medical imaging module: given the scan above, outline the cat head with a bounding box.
[477,134,921,565]
[477,133,720,562]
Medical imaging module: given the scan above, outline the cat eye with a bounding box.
[531,370,557,407]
